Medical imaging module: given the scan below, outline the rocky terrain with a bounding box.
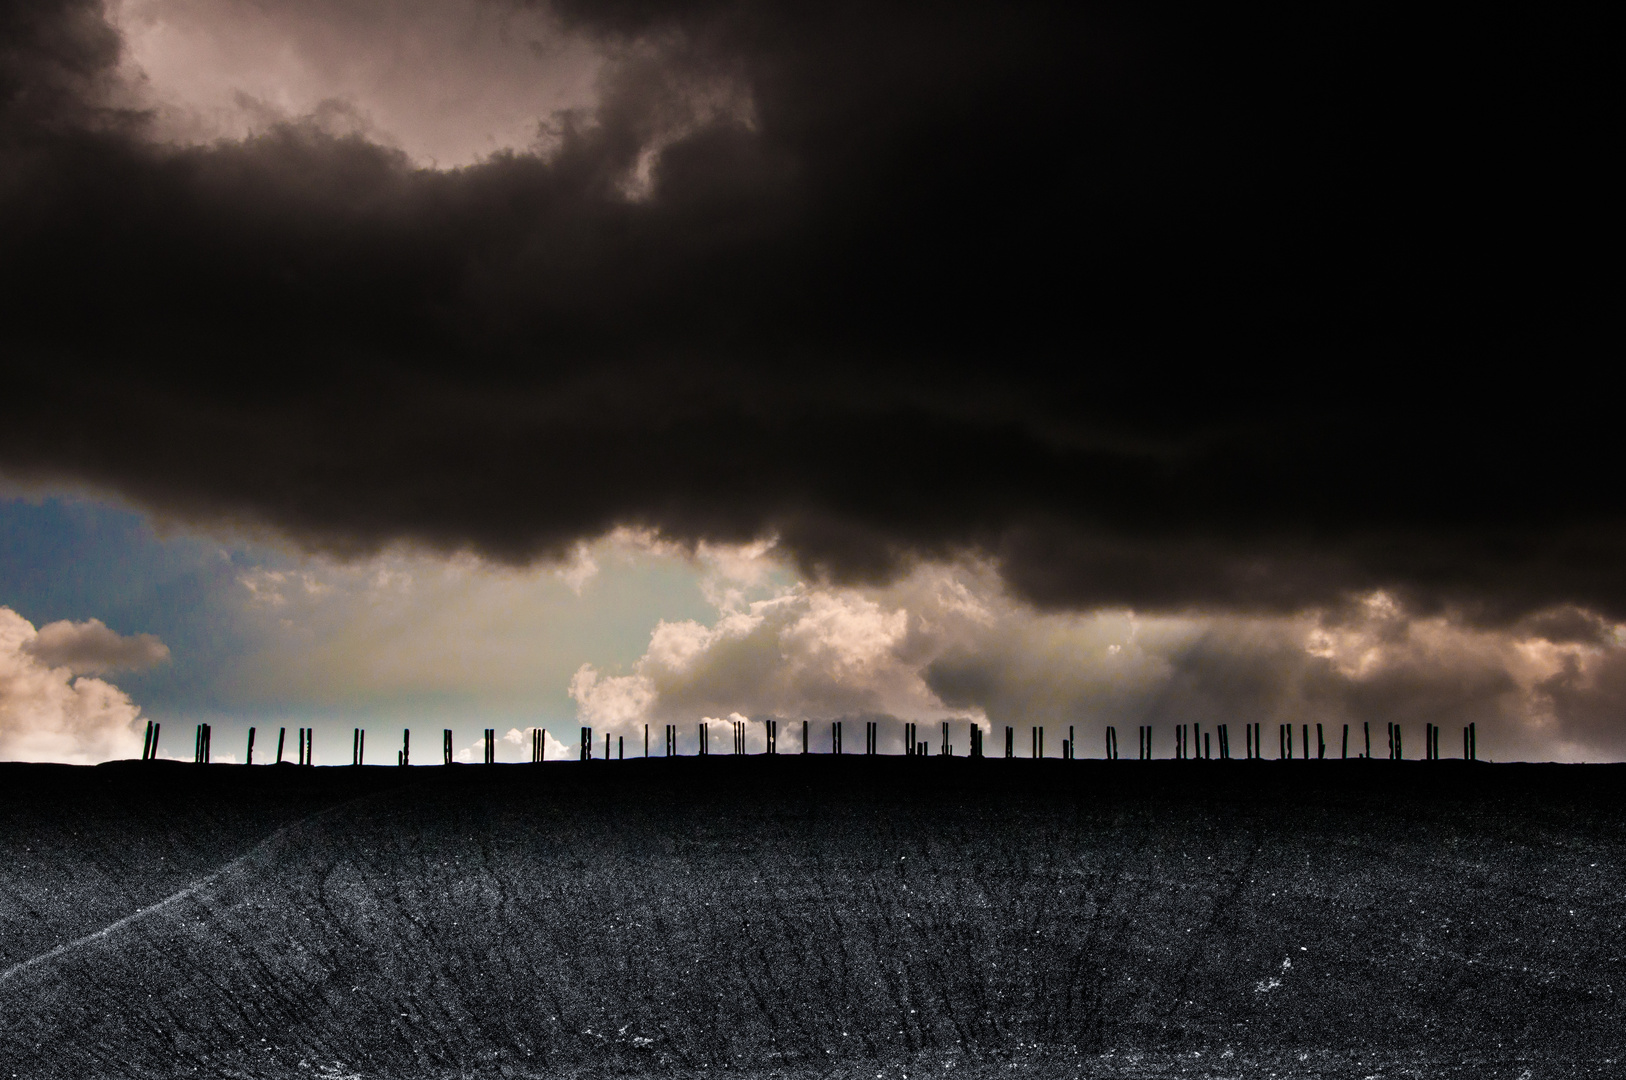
[2,757,1623,1078]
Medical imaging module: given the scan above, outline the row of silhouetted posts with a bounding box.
[139,717,1484,764]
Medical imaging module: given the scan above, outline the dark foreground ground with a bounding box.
[1,757,1623,1079]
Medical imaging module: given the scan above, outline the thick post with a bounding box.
[277,727,286,763]
[1470,721,1476,761]
[142,720,153,761]
[833,720,840,754]
[619,735,624,760]
[1005,726,1013,758]
[803,719,809,754]
[1341,724,1348,759]
[1364,721,1371,758]
[402,728,410,766]
[1317,723,1325,760]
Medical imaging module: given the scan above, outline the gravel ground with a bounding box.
[1,757,1622,1078]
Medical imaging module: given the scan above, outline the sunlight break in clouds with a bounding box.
[107,0,606,167]
[0,608,166,763]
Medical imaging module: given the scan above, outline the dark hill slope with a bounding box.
[0,761,399,972]
[1,759,1624,1078]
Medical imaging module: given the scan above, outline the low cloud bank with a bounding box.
[0,608,160,762]
[572,558,1626,762]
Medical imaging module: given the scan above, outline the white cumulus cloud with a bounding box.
[1,608,157,762]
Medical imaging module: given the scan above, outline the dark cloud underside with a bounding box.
[0,0,1615,617]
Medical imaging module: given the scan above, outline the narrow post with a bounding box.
[945,721,952,757]
[1317,723,1325,760]
[142,720,154,761]
[246,726,255,765]
[1341,724,1348,760]
[296,726,303,766]
[645,725,649,757]
[358,729,364,765]
[803,719,809,754]
[1395,725,1403,759]
[444,729,453,765]
[1470,721,1477,761]
[833,720,840,754]
[1364,721,1371,758]
[619,735,624,760]
[150,722,160,759]
[1005,726,1013,758]
[605,732,610,760]
[402,728,410,766]
[353,728,361,766]
[277,726,286,764]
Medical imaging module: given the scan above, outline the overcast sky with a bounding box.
[0,0,1614,762]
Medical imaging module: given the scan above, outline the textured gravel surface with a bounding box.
[1,758,1623,1078]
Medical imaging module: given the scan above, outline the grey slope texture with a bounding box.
[0,762,401,973]
[1,759,1624,1079]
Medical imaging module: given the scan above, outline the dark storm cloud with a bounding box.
[0,0,1614,618]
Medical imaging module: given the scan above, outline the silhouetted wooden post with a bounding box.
[277,727,286,763]
[803,719,809,754]
[142,720,153,761]
[1005,726,1013,758]
[402,728,410,766]
[150,722,160,760]
[1470,722,1477,761]
[1341,724,1348,759]
[645,725,649,757]
[1316,723,1325,760]
[832,720,840,754]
